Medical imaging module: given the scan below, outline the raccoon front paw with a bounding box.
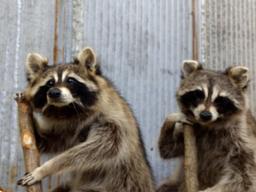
[15,92,26,102]
[17,168,42,186]
[166,113,191,136]
[166,112,191,125]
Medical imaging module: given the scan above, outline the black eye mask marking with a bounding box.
[66,77,78,85]
[32,79,56,109]
[32,86,50,109]
[214,96,238,114]
[66,78,98,107]
[180,90,205,107]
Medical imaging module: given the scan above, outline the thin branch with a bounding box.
[15,93,42,192]
[184,124,199,192]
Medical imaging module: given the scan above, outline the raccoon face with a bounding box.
[25,47,100,118]
[177,60,249,125]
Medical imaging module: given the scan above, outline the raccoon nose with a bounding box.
[48,88,61,98]
[200,111,212,122]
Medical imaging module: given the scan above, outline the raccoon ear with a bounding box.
[226,66,249,89]
[182,60,202,78]
[26,53,48,82]
[76,47,96,71]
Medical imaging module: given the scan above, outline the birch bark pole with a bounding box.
[15,93,42,192]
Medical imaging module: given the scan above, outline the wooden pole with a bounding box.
[183,0,199,191]
[192,0,199,61]
[0,186,7,192]
[53,0,61,65]
[15,94,42,192]
[184,124,199,192]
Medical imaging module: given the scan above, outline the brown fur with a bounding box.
[17,48,155,192]
[158,61,256,192]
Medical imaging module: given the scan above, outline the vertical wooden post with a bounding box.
[183,0,199,192]
[184,124,199,192]
[0,186,7,192]
[53,0,61,65]
[15,95,42,192]
[192,0,199,61]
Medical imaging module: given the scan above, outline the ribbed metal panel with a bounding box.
[82,0,193,183]
[0,1,55,191]
[0,1,192,190]
[199,0,256,113]
[4,0,256,191]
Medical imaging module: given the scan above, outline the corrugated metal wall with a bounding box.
[199,0,256,112]
[0,0,256,191]
[82,0,192,185]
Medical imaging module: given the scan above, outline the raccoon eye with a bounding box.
[214,96,237,114]
[180,90,205,107]
[67,77,78,84]
[46,79,55,87]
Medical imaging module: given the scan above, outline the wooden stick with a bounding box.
[183,0,199,191]
[184,124,199,192]
[0,186,7,192]
[15,93,42,192]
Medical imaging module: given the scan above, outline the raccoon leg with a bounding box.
[157,161,184,192]
[71,190,101,192]
[157,158,184,192]
[18,122,121,186]
[158,113,188,158]
[198,171,254,192]
[71,187,104,192]
[156,183,177,192]
[50,184,71,192]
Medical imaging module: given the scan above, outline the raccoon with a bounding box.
[158,60,256,192]
[17,47,155,192]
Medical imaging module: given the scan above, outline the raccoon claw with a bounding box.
[17,170,41,186]
[15,92,25,102]
[164,113,193,137]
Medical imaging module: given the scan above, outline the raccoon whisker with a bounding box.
[72,101,91,117]
[23,48,155,191]
[176,120,193,126]
[71,103,82,120]
[74,100,87,110]
[42,104,50,113]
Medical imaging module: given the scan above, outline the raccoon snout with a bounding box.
[48,88,61,99]
[199,111,212,122]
